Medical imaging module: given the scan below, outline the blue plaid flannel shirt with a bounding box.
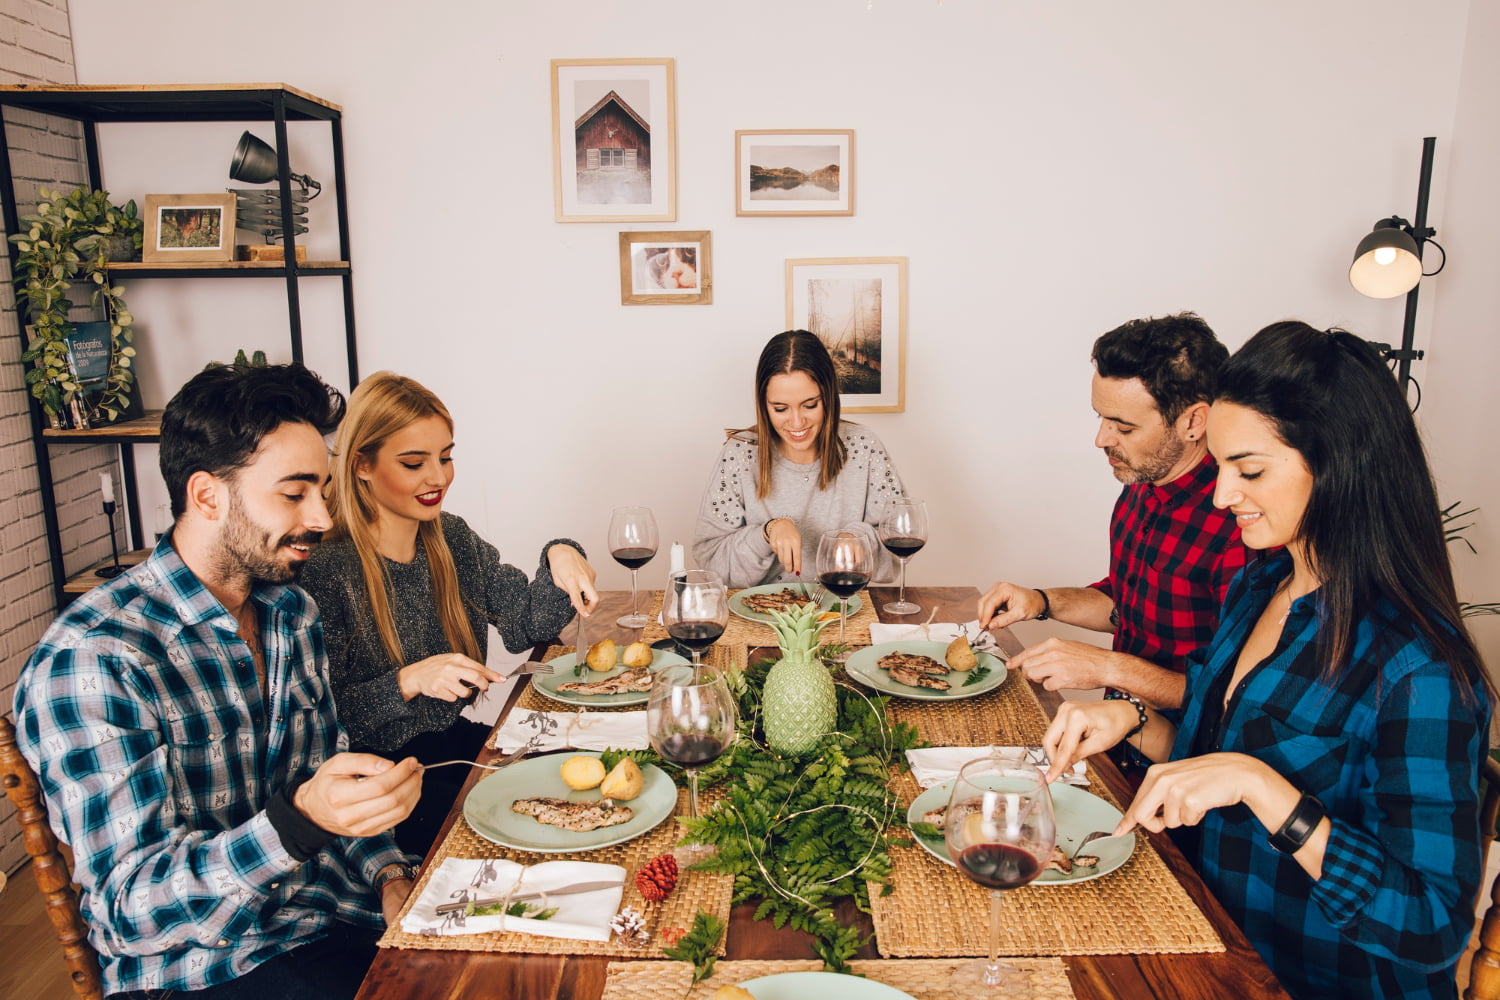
[13,538,408,996]
[1172,550,1491,999]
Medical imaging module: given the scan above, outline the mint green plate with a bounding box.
[738,971,915,998]
[728,583,863,624]
[844,640,1006,701]
[906,780,1136,885]
[533,647,689,707]
[463,752,676,853]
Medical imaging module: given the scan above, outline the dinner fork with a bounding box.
[1072,829,1121,858]
[504,661,556,676]
[419,745,531,774]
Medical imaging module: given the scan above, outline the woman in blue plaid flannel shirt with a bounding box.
[1043,322,1493,999]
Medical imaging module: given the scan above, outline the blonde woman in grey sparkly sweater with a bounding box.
[693,330,906,588]
[301,372,598,854]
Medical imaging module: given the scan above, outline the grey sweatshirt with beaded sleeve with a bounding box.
[300,511,580,753]
[692,423,905,588]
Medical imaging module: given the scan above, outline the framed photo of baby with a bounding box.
[552,58,677,223]
[619,230,711,305]
[786,256,907,413]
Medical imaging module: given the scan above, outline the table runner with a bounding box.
[863,678,1225,957]
[378,785,732,958]
[601,958,1076,1000]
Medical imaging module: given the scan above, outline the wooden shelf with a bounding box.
[42,410,162,443]
[107,261,350,276]
[63,548,152,593]
[0,83,340,120]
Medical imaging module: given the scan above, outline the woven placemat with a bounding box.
[637,588,880,648]
[378,784,732,958]
[601,957,1075,999]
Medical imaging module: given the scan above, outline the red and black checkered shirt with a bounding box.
[1089,454,1246,672]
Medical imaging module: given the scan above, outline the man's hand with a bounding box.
[1009,637,1119,691]
[548,544,599,617]
[294,753,422,838]
[977,580,1045,630]
[381,875,415,926]
[398,654,502,702]
[765,518,803,576]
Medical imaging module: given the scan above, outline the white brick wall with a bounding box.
[0,0,102,878]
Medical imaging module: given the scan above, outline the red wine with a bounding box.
[956,843,1041,889]
[667,620,725,651]
[659,732,728,767]
[882,535,926,559]
[611,546,656,570]
[818,571,870,598]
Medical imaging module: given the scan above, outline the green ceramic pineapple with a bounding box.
[761,602,837,755]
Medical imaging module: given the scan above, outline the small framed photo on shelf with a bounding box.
[142,194,236,263]
[619,230,711,305]
[553,58,677,223]
[786,256,907,413]
[736,130,854,216]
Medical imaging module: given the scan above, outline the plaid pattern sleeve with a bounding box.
[13,541,403,996]
[1173,550,1491,999]
[1100,455,1244,671]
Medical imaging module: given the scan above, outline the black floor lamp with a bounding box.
[1348,136,1446,399]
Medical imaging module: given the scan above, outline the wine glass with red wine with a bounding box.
[878,498,928,616]
[815,530,873,651]
[608,505,659,628]
[944,752,1057,996]
[662,569,728,669]
[647,663,737,860]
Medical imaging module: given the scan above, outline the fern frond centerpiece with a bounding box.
[761,602,837,755]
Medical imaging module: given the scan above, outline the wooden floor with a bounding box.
[0,852,1491,998]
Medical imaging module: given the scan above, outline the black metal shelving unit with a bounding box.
[0,84,360,610]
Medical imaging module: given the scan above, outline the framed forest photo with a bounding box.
[142,193,235,263]
[736,130,854,216]
[786,256,907,413]
[552,58,677,223]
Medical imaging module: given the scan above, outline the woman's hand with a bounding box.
[1041,699,1139,783]
[397,653,502,702]
[1115,752,1279,836]
[765,517,803,576]
[548,543,599,616]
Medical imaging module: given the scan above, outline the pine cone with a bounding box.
[634,853,679,902]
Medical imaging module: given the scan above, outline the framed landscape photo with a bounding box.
[619,230,711,305]
[786,257,907,413]
[142,193,235,263]
[553,57,677,223]
[737,130,854,216]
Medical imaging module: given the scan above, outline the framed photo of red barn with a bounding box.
[786,257,908,413]
[552,58,677,223]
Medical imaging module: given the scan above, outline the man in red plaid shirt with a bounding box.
[979,313,1246,709]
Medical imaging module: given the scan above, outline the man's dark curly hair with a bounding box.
[1091,312,1227,423]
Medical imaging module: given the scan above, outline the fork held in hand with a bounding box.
[420,745,530,774]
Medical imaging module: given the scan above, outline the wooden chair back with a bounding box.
[0,714,103,1000]
[1466,754,1500,1000]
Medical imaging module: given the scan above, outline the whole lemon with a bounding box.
[560,755,606,790]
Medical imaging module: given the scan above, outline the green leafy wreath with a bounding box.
[7,187,140,427]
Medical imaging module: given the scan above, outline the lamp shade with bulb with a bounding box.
[1349,217,1422,298]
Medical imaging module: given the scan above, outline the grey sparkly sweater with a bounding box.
[300,511,580,753]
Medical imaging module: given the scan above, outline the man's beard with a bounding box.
[1106,429,1186,485]
[214,493,321,586]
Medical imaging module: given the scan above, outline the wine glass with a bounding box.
[608,505,659,628]
[945,752,1057,997]
[647,663,737,860]
[662,569,728,670]
[878,498,928,616]
[815,530,873,651]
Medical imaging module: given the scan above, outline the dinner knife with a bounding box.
[433,880,624,914]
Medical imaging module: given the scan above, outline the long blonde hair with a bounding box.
[327,372,480,670]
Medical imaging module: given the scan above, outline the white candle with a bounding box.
[100,472,115,503]
[670,541,685,574]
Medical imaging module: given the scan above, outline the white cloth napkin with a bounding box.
[868,620,1006,660]
[400,858,626,941]
[491,708,650,753]
[907,746,1088,788]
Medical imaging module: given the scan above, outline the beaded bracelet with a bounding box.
[1034,588,1051,621]
[1103,689,1148,739]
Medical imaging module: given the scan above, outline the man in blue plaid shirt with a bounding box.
[15,363,424,999]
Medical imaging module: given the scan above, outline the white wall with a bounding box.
[60,0,1496,669]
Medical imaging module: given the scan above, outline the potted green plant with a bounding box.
[7,187,141,428]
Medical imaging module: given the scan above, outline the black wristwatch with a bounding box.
[1034,588,1051,621]
[1268,792,1326,855]
[374,863,418,890]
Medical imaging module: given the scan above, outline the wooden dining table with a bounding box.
[355,586,1290,1000]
